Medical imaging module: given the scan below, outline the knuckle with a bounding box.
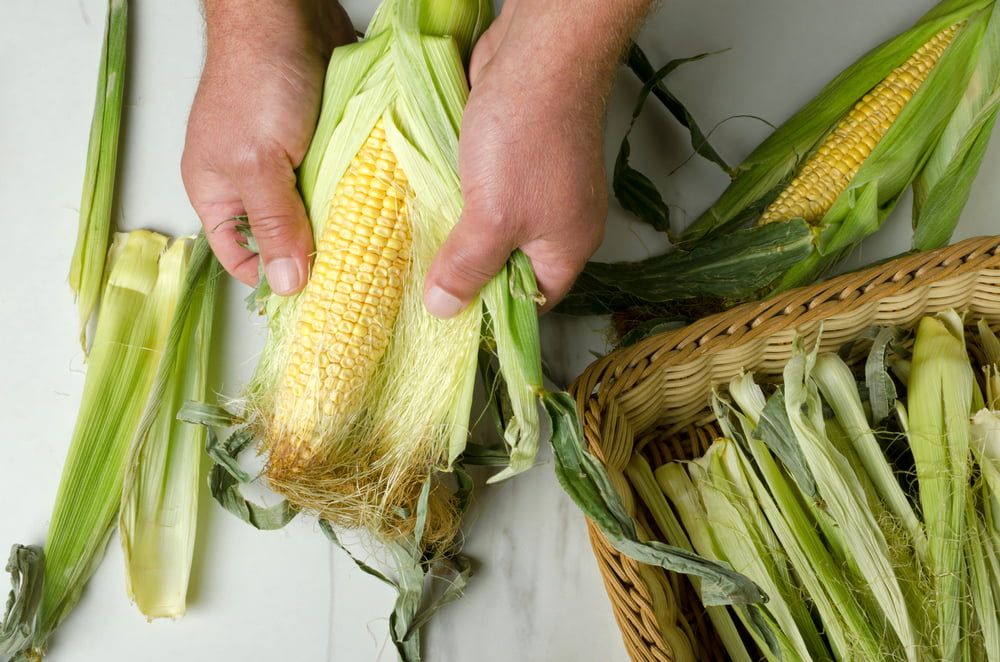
[235,142,289,178]
[249,212,298,242]
[446,243,499,284]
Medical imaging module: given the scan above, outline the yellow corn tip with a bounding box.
[273,119,411,463]
[759,24,959,226]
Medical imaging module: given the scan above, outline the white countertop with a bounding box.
[2,1,997,660]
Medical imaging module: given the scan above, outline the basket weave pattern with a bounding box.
[569,236,1000,661]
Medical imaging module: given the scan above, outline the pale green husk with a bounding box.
[35,232,190,654]
[69,0,128,352]
[119,237,221,620]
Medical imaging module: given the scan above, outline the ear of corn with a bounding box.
[33,231,189,651]
[242,0,545,545]
[685,0,992,243]
[625,455,752,662]
[759,24,960,226]
[562,0,1000,328]
[69,0,127,352]
[119,237,221,620]
[782,342,921,657]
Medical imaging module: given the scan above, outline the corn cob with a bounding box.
[760,24,959,225]
[270,120,412,472]
[242,0,536,546]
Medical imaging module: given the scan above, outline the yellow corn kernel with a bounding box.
[271,119,411,466]
[759,24,958,225]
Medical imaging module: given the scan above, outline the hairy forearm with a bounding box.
[202,0,346,58]
[500,0,654,88]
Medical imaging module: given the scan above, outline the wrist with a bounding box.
[501,0,651,81]
[488,0,653,118]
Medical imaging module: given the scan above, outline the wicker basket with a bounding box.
[569,235,1000,662]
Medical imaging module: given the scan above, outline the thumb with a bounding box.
[236,150,314,296]
[424,207,518,319]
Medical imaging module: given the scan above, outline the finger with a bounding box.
[424,205,520,319]
[235,147,315,296]
[203,209,261,286]
[521,227,604,314]
[522,253,583,314]
[182,159,261,286]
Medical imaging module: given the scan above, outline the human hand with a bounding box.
[423,0,652,317]
[182,0,354,295]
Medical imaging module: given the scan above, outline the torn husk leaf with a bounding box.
[0,546,44,661]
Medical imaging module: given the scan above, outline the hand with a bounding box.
[423,0,651,317]
[182,0,354,295]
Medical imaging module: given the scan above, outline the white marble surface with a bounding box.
[1,1,998,661]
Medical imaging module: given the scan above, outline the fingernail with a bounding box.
[266,258,303,295]
[424,285,464,319]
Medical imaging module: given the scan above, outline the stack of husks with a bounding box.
[630,312,1000,661]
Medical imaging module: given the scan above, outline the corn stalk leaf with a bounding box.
[865,326,902,423]
[613,49,723,235]
[0,546,44,661]
[626,43,733,175]
[320,474,473,662]
[542,390,765,606]
[176,402,299,531]
[69,0,127,352]
[206,428,298,531]
[754,389,818,500]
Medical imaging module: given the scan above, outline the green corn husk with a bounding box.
[908,312,975,661]
[647,316,1000,660]
[119,237,221,620]
[560,0,1000,331]
[714,378,895,660]
[811,353,927,559]
[33,231,190,654]
[913,0,1000,249]
[69,0,127,352]
[784,344,922,658]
